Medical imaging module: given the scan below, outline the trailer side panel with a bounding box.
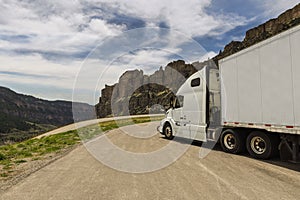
[291,29,300,127]
[220,25,300,131]
[260,35,294,125]
[220,57,239,122]
[236,48,262,123]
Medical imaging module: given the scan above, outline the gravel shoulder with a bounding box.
[0,144,80,192]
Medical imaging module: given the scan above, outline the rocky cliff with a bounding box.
[96,3,300,118]
[213,3,300,63]
[95,60,215,117]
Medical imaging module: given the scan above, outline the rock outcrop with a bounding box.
[95,60,203,117]
[213,3,300,63]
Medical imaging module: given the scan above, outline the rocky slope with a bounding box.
[0,86,95,144]
[96,3,300,118]
[213,3,300,63]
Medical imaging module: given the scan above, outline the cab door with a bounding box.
[171,95,189,137]
[181,75,207,141]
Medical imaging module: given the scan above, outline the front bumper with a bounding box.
[156,120,164,134]
[157,124,164,134]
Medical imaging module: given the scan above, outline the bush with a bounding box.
[0,153,6,161]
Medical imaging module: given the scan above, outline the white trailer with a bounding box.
[158,24,300,162]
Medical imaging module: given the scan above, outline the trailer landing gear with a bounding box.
[279,135,300,163]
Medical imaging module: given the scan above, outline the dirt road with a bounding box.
[35,114,162,139]
[2,122,300,200]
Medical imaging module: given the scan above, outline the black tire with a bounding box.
[163,123,174,140]
[246,131,279,159]
[220,129,246,154]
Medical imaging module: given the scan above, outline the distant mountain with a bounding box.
[0,86,95,144]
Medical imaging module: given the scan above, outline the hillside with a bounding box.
[96,3,300,118]
[0,86,95,144]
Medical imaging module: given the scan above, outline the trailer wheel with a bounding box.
[246,131,279,159]
[163,123,174,140]
[220,129,246,154]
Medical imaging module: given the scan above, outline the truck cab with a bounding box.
[158,66,221,142]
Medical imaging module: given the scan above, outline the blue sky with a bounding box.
[0,0,298,104]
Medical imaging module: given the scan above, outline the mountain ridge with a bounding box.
[0,86,95,144]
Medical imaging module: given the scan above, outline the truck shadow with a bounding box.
[162,136,300,172]
[202,142,300,172]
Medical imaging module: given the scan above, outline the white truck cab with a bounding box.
[158,66,221,142]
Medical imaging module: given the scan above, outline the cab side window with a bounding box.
[174,95,184,108]
[191,77,200,87]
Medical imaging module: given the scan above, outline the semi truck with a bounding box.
[157,24,300,162]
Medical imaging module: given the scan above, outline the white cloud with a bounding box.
[0,0,125,58]
[88,18,126,36]
[0,54,80,86]
[94,0,249,37]
[199,51,217,62]
[0,0,251,61]
[0,54,81,77]
[114,48,180,73]
[259,0,299,18]
[1,0,296,103]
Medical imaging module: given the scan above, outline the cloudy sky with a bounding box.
[0,0,298,104]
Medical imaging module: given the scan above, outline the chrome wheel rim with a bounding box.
[165,126,172,137]
[224,133,236,150]
[250,136,266,155]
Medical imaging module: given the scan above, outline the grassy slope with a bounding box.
[0,116,163,178]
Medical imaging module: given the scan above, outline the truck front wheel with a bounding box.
[246,131,279,159]
[163,123,174,140]
[220,129,246,154]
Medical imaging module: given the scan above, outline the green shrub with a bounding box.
[0,153,6,161]
[0,173,8,177]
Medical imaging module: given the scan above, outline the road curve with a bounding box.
[2,122,300,200]
[35,114,163,139]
